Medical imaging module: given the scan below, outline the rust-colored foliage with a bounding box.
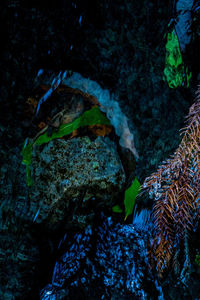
[88,124,112,136]
[25,96,39,115]
[57,85,100,107]
[41,84,100,107]
[24,84,100,118]
[141,86,200,275]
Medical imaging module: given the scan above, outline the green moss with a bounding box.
[112,205,123,213]
[22,140,34,166]
[163,30,192,88]
[124,177,140,220]
[112,178,141,219]
[26,165,34,187]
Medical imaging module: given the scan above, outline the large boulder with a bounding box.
[29,136,125,229]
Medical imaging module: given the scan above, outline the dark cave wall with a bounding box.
[2,0,200,177]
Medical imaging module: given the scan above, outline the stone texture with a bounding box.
[0,150,40,299]
[0,136,125,298]
[28,136,125,229]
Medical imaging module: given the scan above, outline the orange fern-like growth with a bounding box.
[142,86,200,274]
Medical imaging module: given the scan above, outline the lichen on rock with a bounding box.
[29,136,125,229]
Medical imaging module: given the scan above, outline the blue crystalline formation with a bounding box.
[41,211,164,299]
[132,208,152,233]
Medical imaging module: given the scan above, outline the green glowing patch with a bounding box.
[22,140,34,166]
[34,107,110,146]
[124,177,140,220]
[22,107,110,186]
[163,30,192,88]
[112,205,123,213]
[26,165,33,187]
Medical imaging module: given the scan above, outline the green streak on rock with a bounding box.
[163,30,192,88]
[21,107,111,186]
[112,205,123,213]
[124,177,140,220]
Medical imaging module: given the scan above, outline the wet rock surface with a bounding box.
[29,136,125,229]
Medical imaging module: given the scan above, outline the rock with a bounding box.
[0,230,40,299]
[28,136,125,229]
[0,150,40,299]
[0,135,125,298]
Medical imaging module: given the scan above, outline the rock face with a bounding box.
[0,136,125,298]
[29,136,125,229]
[0,149,40,299]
